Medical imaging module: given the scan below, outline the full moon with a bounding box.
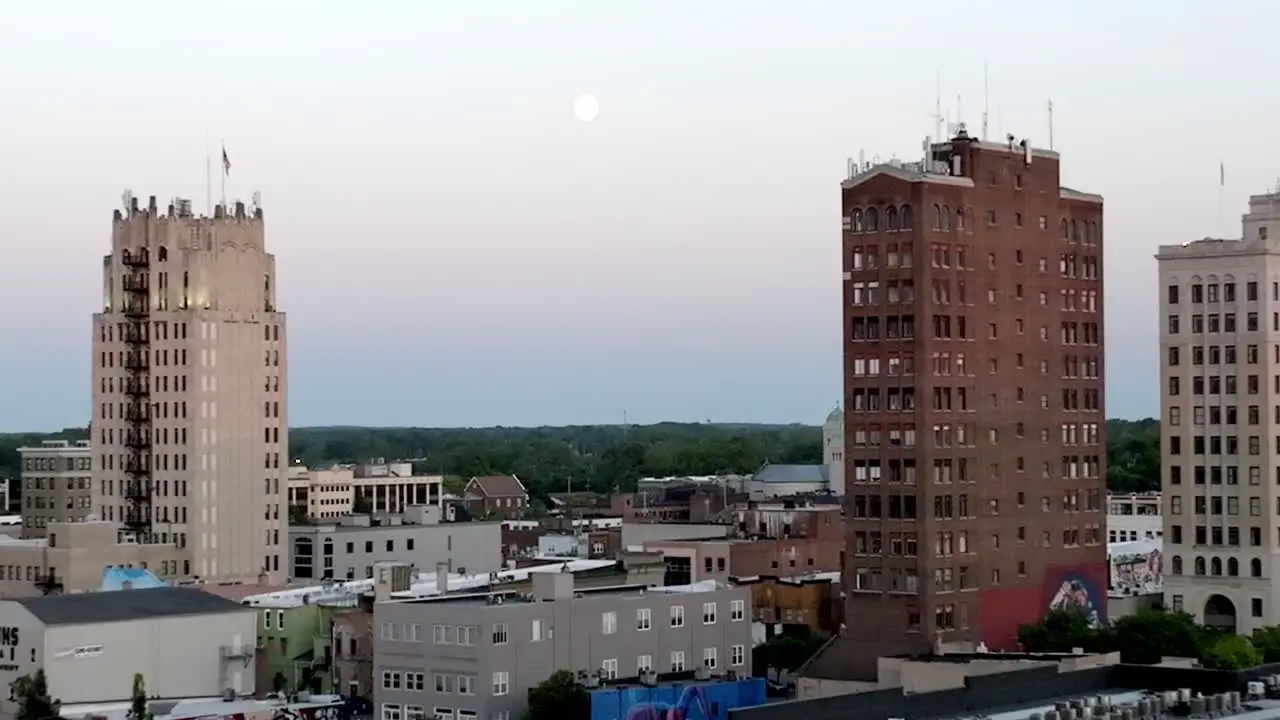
[573,94,600,123]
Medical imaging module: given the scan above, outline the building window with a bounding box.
[703,647,718,669]
[407,673,425,691]
[730,599,745,621]
[434,674,454,694]
[602,611,617,635]
[636,608,652,631]
[458,676,475,695]
[492,623,508,645]
[702,602,717,624]
[670,651,686,672]
[383,705,403,720]
[405,708,426,720]
[1254,598,1265,618]
[670,605,685,627]
[383,672,402,690]
[637,655,653,673]
[492,672,509,696]
[731,645,745,666]
[432,710,452,720]
[602,659,618,680]
[531,619,546,642]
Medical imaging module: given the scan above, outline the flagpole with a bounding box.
[1219,161,1225,237]
[204,134,213,217]
[220,138,227,210]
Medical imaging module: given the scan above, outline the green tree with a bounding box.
[12,668,59,720]
[127,673,153,720]
[1199,634,1260,670]
[1017,609,1096,653]
[1253,625,1280,663]
[1108,608,1202,664]
[527,670,589,720]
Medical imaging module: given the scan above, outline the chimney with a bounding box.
[436,562,450,594]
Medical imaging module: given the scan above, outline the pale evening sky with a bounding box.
[0,1,1275,431]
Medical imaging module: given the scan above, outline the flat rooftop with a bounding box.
[403,579,729,607]
[60,695,344,720]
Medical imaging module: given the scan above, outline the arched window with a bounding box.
[851,209,864,232]
[1252,558,1263,577]
[955,207,966,232]
[1171,555,1183,575]
[121,249,132,263]
[1082,223,1091,245]
[1194,556,1206,575]
[1071,219,1081,243]
[1060,218,1069,239]
[900,204,913,230]
[886,206,900,230]
[865,207,879,232]
[1211,557,1223,576]
[1091,221,1100,244]
[933,204,943,230]
[158,246,168,262]
[1228,558,1239,576]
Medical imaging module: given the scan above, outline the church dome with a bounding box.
[825,405,842,424]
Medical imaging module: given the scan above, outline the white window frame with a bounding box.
[383,671,402,690]
[492,623,508,645]
[492,671,510,696]
[730,599,745,621]
[407,672,425,691]
[406,707,427,720]
[670,651,686,672]
[637,654,652,673]
[731,644,745,667]
[702,602,717,624]
[602,611,617,635]
[383,705,403,720]
[670,605,685,627]
[433,709,453,720]
[703,647,717,669]
[602,658,618,680]
[636,608,651,631]
[434,673,453,694]
[531,619,546,642]
[458,675,475,696]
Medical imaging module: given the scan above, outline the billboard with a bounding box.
[590,678,766,720]
[1108,540,1162,595]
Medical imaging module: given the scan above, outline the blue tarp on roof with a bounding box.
[99,567,167,591]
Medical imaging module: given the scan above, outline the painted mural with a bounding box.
[1045,567,1106,628]
[590,679,766,720]
[1108,540,1162,595]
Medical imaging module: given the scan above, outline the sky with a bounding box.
[0,1,1275,431]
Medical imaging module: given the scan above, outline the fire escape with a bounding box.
[121,248,153,541]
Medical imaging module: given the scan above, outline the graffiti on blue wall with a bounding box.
[590,679,766,720]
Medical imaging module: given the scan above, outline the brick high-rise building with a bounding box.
[839,128,1106,664]
[91,194,288,584]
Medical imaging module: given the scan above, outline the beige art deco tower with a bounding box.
[91,193,288,584]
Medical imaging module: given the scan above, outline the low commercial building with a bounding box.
[289,516,501,581]
[0,586,256,712]
[374,572,753,719]
[288,463,445,520]
[1106,492,1161,544]
[0,521,183,598]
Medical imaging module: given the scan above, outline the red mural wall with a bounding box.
[977,562,1108,650]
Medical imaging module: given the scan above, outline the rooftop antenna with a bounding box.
[933,71,944,142]
[981,63,990,141]
[1047,100,1055,151]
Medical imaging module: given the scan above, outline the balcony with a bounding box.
[122,460,151,477]
[122,299,150,318]
[122,272,150,293]
[122,511,150,529]
[123,352,150,371]
[121,250,150,267]
[120,322,149,345]
[124,480,153,500]
[122,380,150,396]
[122,403,152,423]
[123,432,152,450]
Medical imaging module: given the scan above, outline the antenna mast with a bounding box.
[981,63,990,141]
[933,71,944,142]
[1047,100,1055,151]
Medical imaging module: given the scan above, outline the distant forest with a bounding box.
[0,418,1159,501]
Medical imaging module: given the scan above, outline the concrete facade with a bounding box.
[288,464,445,520]
[0,586,256,712]
[289,521,502,581]
[1157,190,1280,634]
[91,195,288,584]
[1106,492,1162,543]
[0,521,182,598]
[17,440,93,538]
[374,575,752,719]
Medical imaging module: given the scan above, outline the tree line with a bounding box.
[0,418,1161,503]
[1019,607,1277,671]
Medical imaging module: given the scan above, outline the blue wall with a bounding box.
[590,678,766,720]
